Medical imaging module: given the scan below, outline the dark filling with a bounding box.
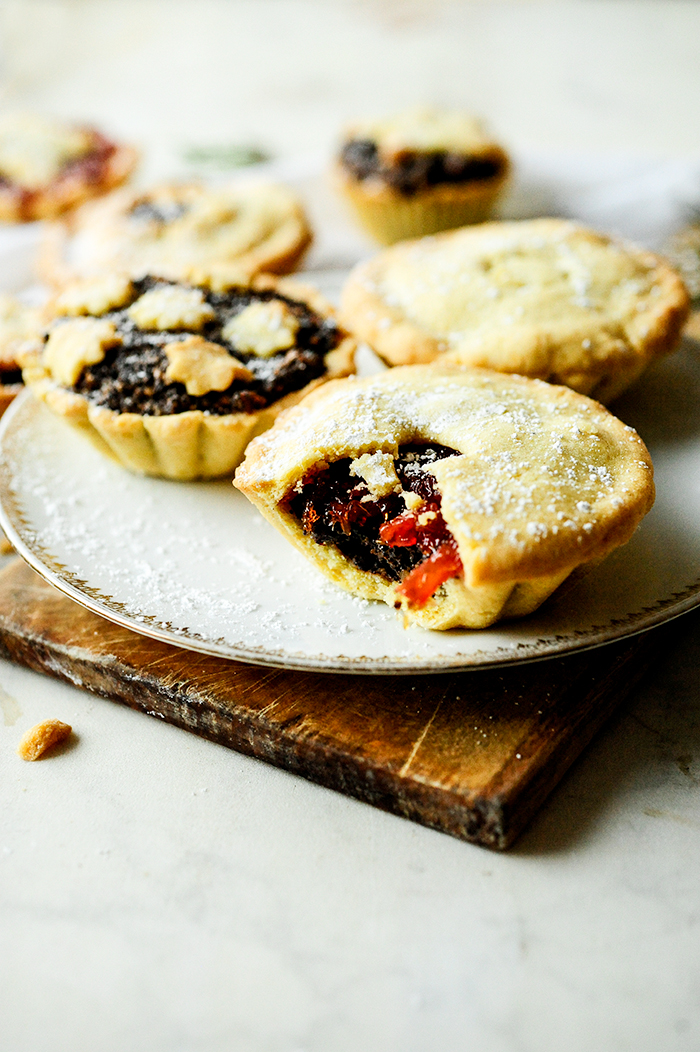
[71,277,342,416]
[287,443,458,582]
[339,138,503,196]
[0,367,23,386]
[129,200,189,224]
[58,132,117,186]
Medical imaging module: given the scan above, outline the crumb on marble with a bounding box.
[17,718,72,760]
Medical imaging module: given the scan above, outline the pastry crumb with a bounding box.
[17,718,72,760]
[349,451,399,497]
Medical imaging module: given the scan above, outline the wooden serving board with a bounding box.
[0,558,664,849]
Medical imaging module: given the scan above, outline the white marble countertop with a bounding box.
[1,3,700,1050]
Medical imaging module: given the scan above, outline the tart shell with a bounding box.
[333,153,510,246]
[20,275,356,481]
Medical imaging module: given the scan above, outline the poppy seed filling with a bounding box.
[71,277,342,416]
[129,200,189,224]
[339,138,503,196]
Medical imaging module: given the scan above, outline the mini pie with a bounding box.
[333,106,510,245]
[0,294,42,415]
[40,181,312,287]
[0,113,137,222]
[340,218,690,403]
[234,365,655,631]
[20,274,355,480]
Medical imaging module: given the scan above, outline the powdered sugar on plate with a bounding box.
[3,337,700,673]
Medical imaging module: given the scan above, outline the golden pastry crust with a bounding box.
[334,106,510,244]
[340,218,690,402]
[40,181,312,287]
[0,294,42,415]
[0,113,137,223]
[234,365,654,630]
[20,274,355,481]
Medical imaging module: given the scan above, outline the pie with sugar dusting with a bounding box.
[340,218,689,403]
[234,364,655,630]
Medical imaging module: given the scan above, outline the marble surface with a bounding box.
[1,3,700,1050]
[2,605,700,1052]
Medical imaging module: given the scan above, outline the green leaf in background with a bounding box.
[182,144,271,170]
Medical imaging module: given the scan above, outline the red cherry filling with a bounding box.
[396,542,464,607]
[379,502,464,607]
[378,511,418,547]
[287,443,463,606]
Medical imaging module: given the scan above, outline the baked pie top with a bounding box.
[235,364,654,589]
[26,274,353,419]
[43,181,312,285]
[340,218,689,399]
[0,113,137,221]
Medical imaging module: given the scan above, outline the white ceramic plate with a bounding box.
[4,153,700,675]
[2,330,700,673]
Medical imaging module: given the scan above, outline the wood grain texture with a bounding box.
[0,558,663,848]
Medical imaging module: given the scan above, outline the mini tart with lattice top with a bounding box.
[0,113,137,222]
[40,181,312,288]
[234,365,654,630]
[340,218,689,403]
[20,273,355,480]
[333,107,510,245]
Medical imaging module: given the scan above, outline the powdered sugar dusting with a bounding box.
[368,219,665,346]
[244,367,652,573]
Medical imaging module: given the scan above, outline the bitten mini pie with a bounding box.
[20,274,355,480]
[235,365,654,631]
[333,106,510,244]
[340,218,690,403]
[40,181,312,287]
[0,113,137,222]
